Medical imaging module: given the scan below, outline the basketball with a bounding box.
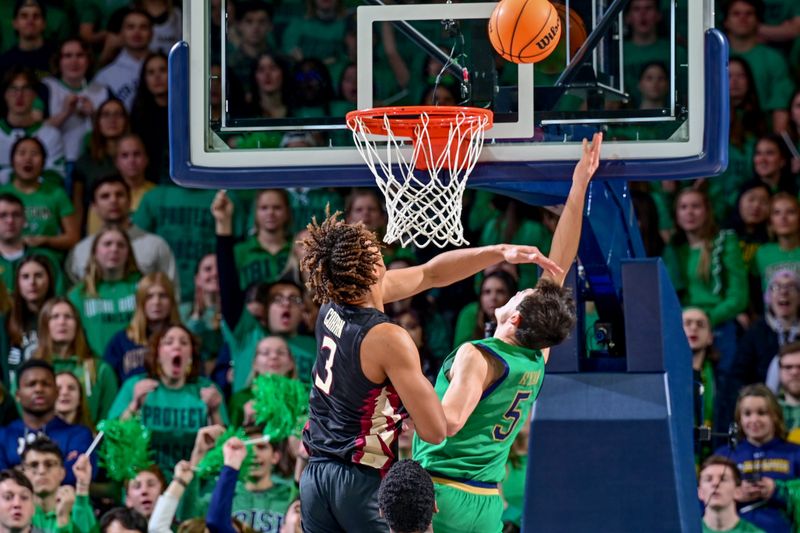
[488,0,562,64]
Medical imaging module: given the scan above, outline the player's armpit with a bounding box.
[363,323,446,444]
[442,344,493,437]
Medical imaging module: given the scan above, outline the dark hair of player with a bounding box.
[515,280,576,350]
[377,460,435,533]
[301,211,382,305]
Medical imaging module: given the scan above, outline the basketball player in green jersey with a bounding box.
[413,132,602,533]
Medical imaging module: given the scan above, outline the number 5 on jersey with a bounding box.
[315,336,337,395]
[493,390,531,441]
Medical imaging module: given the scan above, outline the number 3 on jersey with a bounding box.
[493,390,531,441]
[314,336,337,395]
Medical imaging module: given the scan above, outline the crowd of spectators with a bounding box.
[0,0,796,532]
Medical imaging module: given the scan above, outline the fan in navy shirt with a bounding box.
[715,384,800,533]
[0,360,95,485]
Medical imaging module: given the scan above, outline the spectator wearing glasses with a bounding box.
[20,437,95,533]
[778,341,800,445]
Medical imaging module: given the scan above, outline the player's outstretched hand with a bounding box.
[502,245,563,279]
[572,132,602,186]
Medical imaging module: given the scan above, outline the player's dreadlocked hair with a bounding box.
[301,211,383,304]
[378,460,435,533]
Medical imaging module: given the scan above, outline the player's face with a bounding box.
[675,191,707,233]
[255,191,289,233]
[0,479,34,531]
[126,470,163,518]
[11,139,44,182]
[495,288,534,325]
[681,309,712,352]
[780,352,800,399]
[253,336,295,377]
[738,187,770,226]
[22,450,64,496]
[0,201,25,241]
[738,396,775,444]
[754,139,786,180]
[48,302,77,345]
[769,197,800,237]
[267,285,304,334]
[697,464,737,510]
[767,273,800,320]
[157,327,194,382]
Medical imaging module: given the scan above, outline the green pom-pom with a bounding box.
[251,374,308,442]
[195,427,253,481]
[96,418,154,482]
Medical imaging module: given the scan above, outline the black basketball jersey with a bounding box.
[302,301,406,474]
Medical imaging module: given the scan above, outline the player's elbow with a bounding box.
[417,420,447,444]
[446,418,465,438]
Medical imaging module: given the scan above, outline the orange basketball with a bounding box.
[488,0,562,64]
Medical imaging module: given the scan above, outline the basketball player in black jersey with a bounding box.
[296,211,562,532]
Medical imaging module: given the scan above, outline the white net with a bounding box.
[348,109,491,248]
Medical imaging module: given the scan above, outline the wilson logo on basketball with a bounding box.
[535,21,561,50]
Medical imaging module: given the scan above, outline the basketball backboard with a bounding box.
[169,0,727,190]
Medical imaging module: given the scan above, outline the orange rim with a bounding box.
[346,106,494,137]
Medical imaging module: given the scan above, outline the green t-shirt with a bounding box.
[0,181,74,238]
[223,311,317,390]
[754,243,800,291]
[133,186,246,302]
[413,337,544,484]
[109,375,230,479]
[781,398,800,445]
[68,274,140,357]
[52,356,118,424]
[0,246,65,296]
[763,0,800,25]
[622,39,687,106]
[282,17,347,65]
[33,494,97,533]
[701,519,765,533]
[180,303,223,362]
[662,231,748,326]
[234,237,293,290]
[733,45,795,112]
[479,219,552,290]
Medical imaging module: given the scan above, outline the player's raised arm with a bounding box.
[540,132,602,288]
[382,244,563,304]
[365,323,447,444]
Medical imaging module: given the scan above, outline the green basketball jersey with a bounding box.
[413,337,544,484]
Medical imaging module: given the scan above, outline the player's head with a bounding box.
[697,455,741,512]
[496,279,576,351]
[301,211,383,305]
[377,460,435,533]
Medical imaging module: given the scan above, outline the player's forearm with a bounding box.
[422,244,511,287]
[542,181,588,287]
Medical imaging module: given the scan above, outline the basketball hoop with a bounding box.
[346,106,493,248]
